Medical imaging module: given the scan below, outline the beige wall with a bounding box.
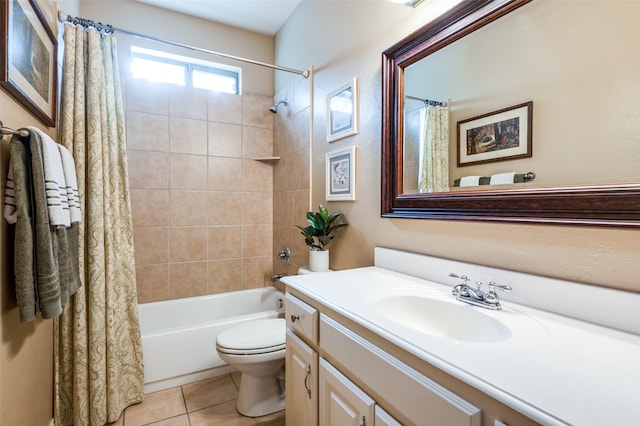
[126,78,276,303]
[0,95,56,426]
[0,1,58,423]
[275,0,639,293]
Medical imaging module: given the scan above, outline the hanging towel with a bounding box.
[57,144,81,223]
[459,176,481,187]
[490,172,516,185]
[8,135,38,321]
[4,156,18,224]
[5,129,82,322]
[28,129,65,319]
[28,126,69,227]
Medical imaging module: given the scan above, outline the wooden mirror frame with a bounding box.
[381,0,640,227]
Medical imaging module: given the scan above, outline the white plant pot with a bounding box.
[309,250,329,272]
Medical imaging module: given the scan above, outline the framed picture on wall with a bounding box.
[326,78,359,142]
[457,101,532,166]
[1,0,57,127]
[326,146,356,201]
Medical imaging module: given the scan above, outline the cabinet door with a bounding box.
[375,406,402,426]
[286,328,318,426]
[319,358,375,426]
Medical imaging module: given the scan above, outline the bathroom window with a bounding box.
[131,46,241,94]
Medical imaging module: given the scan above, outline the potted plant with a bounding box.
[297,204,347,272]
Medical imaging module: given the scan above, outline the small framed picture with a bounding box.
[457,101,532,166]
[326,78,359,143]
[326,146,356,201]
[1,0,57,127]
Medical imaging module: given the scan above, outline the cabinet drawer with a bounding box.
[320,314,481,426]
[285,292,318,344]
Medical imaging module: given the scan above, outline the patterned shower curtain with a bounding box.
[54,23,144,425]
[418,105,450,193]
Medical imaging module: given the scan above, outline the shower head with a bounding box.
[269,99,288,113]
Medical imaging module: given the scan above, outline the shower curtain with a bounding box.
[418,105,450,193]
[54,23,144,425]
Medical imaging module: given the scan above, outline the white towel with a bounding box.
[459,176,481,187]
[57,145,81,224]
[490,172,516,185]
[28,126,70,227]
[4,157,17,224]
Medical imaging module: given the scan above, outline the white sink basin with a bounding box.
[375,293,546,344]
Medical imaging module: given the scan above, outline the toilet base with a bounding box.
[236,373,286,417]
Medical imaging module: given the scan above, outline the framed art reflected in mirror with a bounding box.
[457,101,532,167]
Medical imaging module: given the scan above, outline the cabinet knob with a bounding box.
[291,314,300,323]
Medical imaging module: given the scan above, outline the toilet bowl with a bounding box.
[216,318,286,417]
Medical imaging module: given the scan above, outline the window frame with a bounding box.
[131,47,241,95]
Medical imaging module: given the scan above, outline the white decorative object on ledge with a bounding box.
[309,250,329,272]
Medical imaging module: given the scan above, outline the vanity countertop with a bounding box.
[282,266,640,426]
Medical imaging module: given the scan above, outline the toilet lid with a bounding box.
[216,318,285,354]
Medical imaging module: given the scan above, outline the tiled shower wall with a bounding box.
[125,78,274,303]
[272,77,312,275]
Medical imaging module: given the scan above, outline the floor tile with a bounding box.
[188,400,255,426]
[124,387,187,426]
[147,414,191,426]
[255,410,285,426]
[182,375,239,412]
[231,371,242,388]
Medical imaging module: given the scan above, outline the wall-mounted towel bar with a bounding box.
[0,121,29,138]
[453,171,536,187]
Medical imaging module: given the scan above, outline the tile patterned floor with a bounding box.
[108,372,285,426]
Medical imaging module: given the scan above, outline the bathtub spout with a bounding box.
[271,273,287,282]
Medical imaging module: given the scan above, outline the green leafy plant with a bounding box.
[297,204,347,251]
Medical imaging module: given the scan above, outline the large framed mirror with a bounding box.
[381,0,640,226]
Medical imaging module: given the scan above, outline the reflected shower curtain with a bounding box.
[418,105,450,192]
[54,23,144,425]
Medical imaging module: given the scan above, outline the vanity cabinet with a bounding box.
[285,293,319,426]
[319,358,375,425]
[285,292,480,426]
[286,329,318,426]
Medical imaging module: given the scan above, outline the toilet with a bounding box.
[216,318,286,417]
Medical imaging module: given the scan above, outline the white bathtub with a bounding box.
[138,287,285,393]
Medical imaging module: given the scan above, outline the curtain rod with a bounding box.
[57,12,310,78]
[405,95,446,107]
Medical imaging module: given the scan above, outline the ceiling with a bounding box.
[135,0,303,36]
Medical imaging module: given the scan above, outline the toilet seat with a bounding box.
[216,318,285,356]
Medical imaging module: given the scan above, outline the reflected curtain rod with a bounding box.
[57,11,310,78]
[405,95,446,107]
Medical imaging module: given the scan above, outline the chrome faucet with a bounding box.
[449,273,512,310]
[271,273,287,282]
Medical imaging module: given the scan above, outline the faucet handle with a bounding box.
[487,281,512,292]
[448,273,469,284]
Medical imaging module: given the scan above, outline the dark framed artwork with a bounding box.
[457,101,532,166]
[1,0,57,126]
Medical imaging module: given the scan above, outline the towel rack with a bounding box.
[453,171,536,187]
[0,121,29,138]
